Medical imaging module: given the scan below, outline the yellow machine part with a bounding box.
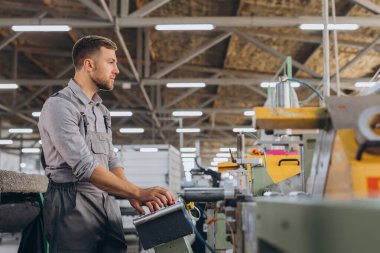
[255,107,328,130]
[218,154,301,184]
[217,162,253,183]
[338,130,380,198]
[265,155,301,183]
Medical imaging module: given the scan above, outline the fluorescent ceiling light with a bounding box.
[9,128,33,133]
[213,157,228,162]
[0,83,18,89]
[181,153,196,158]
[260,82,300,88]
[172,111,203,117]
[22,148,40,153]
[110,111,133,117]
[180,147,197,152]
[232,128,257,133]
[216,153,231,158]
[11,25,72,32]
[211,161,219,166]
[155,24,215,31]
[220,147,237,152]
[182,157,195,162]
[244,111,255,116]
[119,128,144,133]
[139,147,158,152]
[354,82,377,88]
[0,139,13,145]
[299,23,359,31]
[176,128,201,133]
[32,112,41,117]
[166,82,206,88]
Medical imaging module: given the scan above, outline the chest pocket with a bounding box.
[91,139,109,155]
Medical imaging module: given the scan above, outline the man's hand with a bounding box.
[129,199,161,214]
[138,186,175,208]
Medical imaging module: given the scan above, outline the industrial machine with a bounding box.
[235,92,380,253]
[133,202,194,253]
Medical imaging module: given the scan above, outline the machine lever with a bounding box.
[356,141,380,161]
[278,158,300,166]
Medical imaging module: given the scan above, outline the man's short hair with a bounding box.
[72,35,117,69]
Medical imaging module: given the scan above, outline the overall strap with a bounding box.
[98,103,110,133]
[51,92,89,135]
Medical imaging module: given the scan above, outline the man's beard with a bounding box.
[91,75,113,91]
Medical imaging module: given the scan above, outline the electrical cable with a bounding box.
[226,220,236,252]
[287,77,324,100]
[179,199,218,253]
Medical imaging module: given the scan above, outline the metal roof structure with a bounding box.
[0,0,379,164]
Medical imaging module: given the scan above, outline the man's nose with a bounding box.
[114,65,120,75]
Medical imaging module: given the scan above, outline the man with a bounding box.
[38,35,175,253]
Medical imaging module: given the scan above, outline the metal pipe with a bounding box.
[182,188,225,202]
[322,0,330,101]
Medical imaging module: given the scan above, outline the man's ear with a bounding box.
[83,58,95,71]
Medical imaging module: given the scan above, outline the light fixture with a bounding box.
[181,153,196,158]
[211,161,219,166]
[244,111,255,116]
[139,147,158,152]
[110,111,133,117]
[216,153,231,158]
[213,157,228,162]
[32,112,41,117]
[119,128,144,133]
[182,157,195,162]
[9,128,33,134]
[172,111,203,117]
[232,128,257,133]
[209,167,218,171]
[299,24,359,31]
[176,128,201,133]
[155,24,215,31]
[220,147,237,152]
[0,139,13,145]
[180,147,197,152]
[0,83,18,89]
[21,148,40,153]
[260,82,300,88]
[113,147,119,153]
[354,82,377,88]
[20,163,27,168]
[11,25,72,32]
[166,82,206,88]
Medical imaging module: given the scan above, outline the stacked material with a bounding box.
[0,170,48,232]
[0,170,48,193]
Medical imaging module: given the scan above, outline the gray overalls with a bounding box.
[42,92,127,253]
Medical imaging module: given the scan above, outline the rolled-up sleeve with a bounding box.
[41,98,97,181]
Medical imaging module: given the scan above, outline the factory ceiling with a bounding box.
[0,0,379,164]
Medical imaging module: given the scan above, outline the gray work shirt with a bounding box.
[38,79,122,183]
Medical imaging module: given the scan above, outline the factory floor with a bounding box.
[0,233,20,253]
[0,233,148,253]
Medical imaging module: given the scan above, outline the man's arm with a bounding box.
[90,165,175,208]
[108,167,165,214]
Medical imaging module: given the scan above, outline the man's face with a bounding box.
[90,47,119,91]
